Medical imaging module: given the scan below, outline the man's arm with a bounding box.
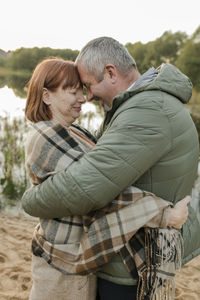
[22,106,171,218]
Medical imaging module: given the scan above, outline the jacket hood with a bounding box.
[103,64,193,129]
[132,64,193,104]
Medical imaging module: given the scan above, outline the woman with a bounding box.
[24,58,189,300]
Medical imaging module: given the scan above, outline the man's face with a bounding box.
[77,62,113,107]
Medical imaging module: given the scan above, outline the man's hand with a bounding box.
[168,196,191,229]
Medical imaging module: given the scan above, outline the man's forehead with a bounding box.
[77,63,87,81]
[78,65,95,86]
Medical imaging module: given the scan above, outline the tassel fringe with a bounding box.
[137,228,183,300]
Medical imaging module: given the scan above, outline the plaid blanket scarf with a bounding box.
[25,121,183,300]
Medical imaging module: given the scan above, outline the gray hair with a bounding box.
[75,37,137,81]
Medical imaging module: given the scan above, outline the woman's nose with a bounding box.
[78,95,86,103]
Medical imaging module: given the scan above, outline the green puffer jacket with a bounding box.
[22,64,200,285]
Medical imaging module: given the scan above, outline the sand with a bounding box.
[0,212,200,300]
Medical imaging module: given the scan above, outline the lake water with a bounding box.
[0,87,26,118]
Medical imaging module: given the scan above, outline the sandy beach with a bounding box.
[0,212,200,300]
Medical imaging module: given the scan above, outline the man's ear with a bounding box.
[104,64,117,84]
[42,88,51,105]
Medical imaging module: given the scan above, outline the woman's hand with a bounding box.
[167,196,191,229]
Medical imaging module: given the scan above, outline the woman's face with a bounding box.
[44,85,86,127]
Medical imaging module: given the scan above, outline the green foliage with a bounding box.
[0,56,7,68]
[189,89,200,104]
[2,177,18,199]
[126,31,187,74]
[126,42,148,74]
[0,75,7,89]
[152,31,187,64]
[189,106,200,145]
[8,47,79,72]
[125,28,200,92]
[176,27,200,91]
[0,117,28,201]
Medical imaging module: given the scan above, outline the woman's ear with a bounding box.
[42,88,51,105]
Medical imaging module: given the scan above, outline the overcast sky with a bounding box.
[1,0,200,52]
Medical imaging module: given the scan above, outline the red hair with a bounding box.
[25,58,81,122]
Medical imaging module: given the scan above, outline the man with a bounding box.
[22,37,200,299]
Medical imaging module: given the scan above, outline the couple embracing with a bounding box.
[22,37,200,300]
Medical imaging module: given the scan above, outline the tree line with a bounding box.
[0,26,200,91]
[0,47,79,73]
[126,27,200,91]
